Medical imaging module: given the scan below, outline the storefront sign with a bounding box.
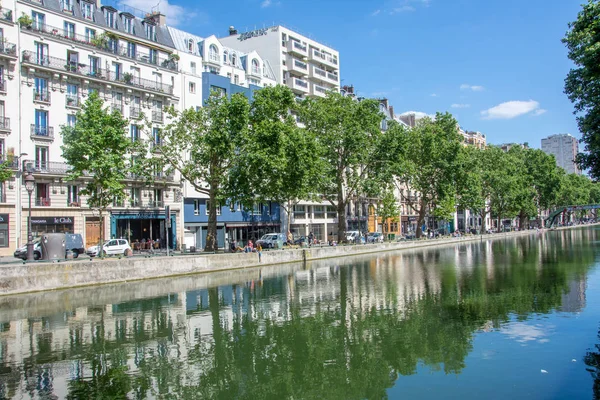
[30,216,74,225]
[238,28,268,41]
[0,214,8,223]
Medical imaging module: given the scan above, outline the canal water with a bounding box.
[1,228,600,399]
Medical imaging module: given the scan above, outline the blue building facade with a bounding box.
[201,72,261,101]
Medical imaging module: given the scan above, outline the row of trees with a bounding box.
[59,87,597,251]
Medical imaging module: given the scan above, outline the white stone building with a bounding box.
[541,133,581,175]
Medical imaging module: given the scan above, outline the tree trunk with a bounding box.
[416,197,427,239]
[518,210,526,231]
[98,208,104,259]
[205,187,218,252]
[481,209,489,234]
[337,200,347,243]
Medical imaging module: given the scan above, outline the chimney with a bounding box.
[342,85,354,94]
[229,26,238,35]
[380,98,388,109]
[146,11,166,26]
[389,106,394,119]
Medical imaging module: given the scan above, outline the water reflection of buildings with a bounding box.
[0,233,593,398]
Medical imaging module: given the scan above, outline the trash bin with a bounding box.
[181,244,187,253]
[41,233,66,260]
[189,246,196,253]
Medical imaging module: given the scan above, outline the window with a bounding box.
[61,0,73,12]
[130,188,140,206]
[145,23,156,41]
[85,27,96,42]
[190,62,196,75]
[66,83,78,105]
[205,200,221,216]
[130,125,140,141]
[230,52,237,66]
[153,189,163,206]
[112,62,122,79]
[67,50,78,69]
[64,22,75,39]
[67,185,79,205]
[0,139,4,158]
[105,11,115,28]
[187,39,194,52]
[122,16,132,34]
[152,127,161,146]
[227,72,231,79]
[209,44,219,62]
[34,77,48,101]
[127,42,136,58]
[32,11,45,30]
[314,206,325,219]
[81,2,94,20]
[234,74,239,85]
[223,50,228,63]
[88,56,100,76]
[149,49,158,64]
[35,145,48,171]
[35,42,48,65]
[67,114,76,127]
[34,110,48,136]
[209,85,226,98]
[36,183,50,206]
[193,199,200,215]
[189,82,195,93]
[251,59,260,74]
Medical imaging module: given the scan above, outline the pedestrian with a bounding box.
[308,232,314,247]
[256,242,262,262]
[287,231,293,246]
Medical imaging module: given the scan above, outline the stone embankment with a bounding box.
[0,227,589,296]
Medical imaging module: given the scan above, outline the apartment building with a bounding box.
[0,0,184,255]
[541,133,581,175]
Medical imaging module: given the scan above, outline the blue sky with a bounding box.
[123,0,583,148]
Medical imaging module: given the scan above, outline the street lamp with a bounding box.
[24,172,35,261]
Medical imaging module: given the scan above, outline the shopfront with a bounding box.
[110,211,177,249]
[29,216,74,237]
[0,213,9,248]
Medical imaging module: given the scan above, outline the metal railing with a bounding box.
[23,23,178,71]
[30,124,54,139]
[151,110,163,122]
[312,49,338,66]
[65,95,80,107]
[33,88,51,103]
[295,78,308,88]
[24,160,69,174]
[22,50,175,94]
[293,59,307,70]
[35,197,52,207]
[0,117,9,130]
[0,42,17,57]
[292,40,306,52]
[111,103,124,114]
[327,72,338,82]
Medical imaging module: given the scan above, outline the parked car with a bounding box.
[256,233,286,249]
[294,236,308,245]
[346,231,365,244]
[13,237,42,260]
[14,233,85,260]
[87,239,132,257]
[367,232,384,243]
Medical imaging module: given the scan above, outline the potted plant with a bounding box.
[105,32,118,41]
[123,72,133,84]
[17,13,32,29]
[169,53,180,62]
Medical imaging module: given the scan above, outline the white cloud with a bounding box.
[451,103,470,108]
[501,322,552,343]
[533,109,547,116]
[430,93,438,97]
[391,5,415,13]
[118,0,204,27]
[261,0,272,7]
[371,9,381,16]
[371,91,389,97]
[481,100,542,120]
[460,84,484,92]
[400,111,434,119]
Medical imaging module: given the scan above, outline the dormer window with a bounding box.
[223,50,228,63]
[105,11,115,28]
[251,59,260,74]
[230,52,237,67]
[187,39,193,52]
[122,15,133,34]
[145,23,156,41]
[81,1,94,20]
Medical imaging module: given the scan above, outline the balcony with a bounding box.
[287,77,310,94]
[0,117,10,132]
[111,103,124,114]
[311,83,328,98]
[145,200,164,208]
[288,56,308,76]
[68,201,81,207]
[24,160,70,175]
[287,40,308,57]
[33,88,51,104]
[0,41,17,58]
[22,23,179,72]
[0,7,13,23]
[22,51,175,95]
[35,198,52,207]
[30,124,54,140]
[0,80,5,94]
[247,67,262,79]
[65,95,80,108]
[130,106,142,119]
[151,110,163,123]
[309,49,338,68]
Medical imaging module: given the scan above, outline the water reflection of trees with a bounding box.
[0,229,597,399]
[585,326,600,400]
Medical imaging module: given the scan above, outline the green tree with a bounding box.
[399,113,462,238]
[563,0,600,178]
[300,92,383,242]
[229,85,323,234]
[60,92,130,256]
[159,93,250,251]
[378,188,400,240]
